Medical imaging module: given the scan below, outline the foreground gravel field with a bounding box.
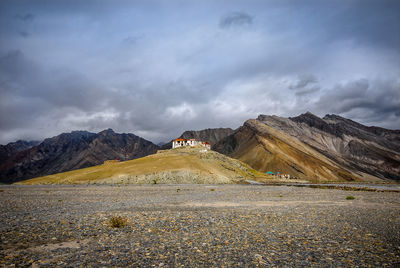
[0,184,399,267]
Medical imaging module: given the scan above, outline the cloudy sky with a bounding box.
[0,0,399,144]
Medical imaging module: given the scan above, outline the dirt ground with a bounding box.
[0,184,399,267]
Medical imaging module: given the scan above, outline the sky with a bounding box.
[0,0,399,144]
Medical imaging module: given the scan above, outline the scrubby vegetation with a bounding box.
[109,216,128,228]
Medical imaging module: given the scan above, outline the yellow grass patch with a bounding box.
[18,147,272,185]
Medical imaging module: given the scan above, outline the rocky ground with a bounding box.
[0,184,399,267]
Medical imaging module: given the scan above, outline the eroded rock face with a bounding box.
[0,129,159,183]
[215,113,400,182]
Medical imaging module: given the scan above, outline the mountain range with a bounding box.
[214,112,400,182]
[0,129,158,183]
[1,112,399,183]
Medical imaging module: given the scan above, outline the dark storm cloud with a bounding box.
[289,74,320,96]
[0,49,111,135]
[18,31,29,37]
[290,74,317,89]
[316,79,370,114]
[219,12,253,28]
[0,50,45,130]
[122,35,144,45]
[315,79,400,126]
[295,86,320,96]
[323,1,400,52]
[14,13,34,22]
[0,0,399,144]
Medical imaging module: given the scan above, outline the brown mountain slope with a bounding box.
[279,113,399,180]
[215,113,400,182]
[215,119,357,182]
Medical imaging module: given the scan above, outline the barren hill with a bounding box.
[215,113,400,182]
[19,146,270,185]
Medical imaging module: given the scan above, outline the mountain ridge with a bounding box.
[215,113,400,182]
[2,113,399,183]
[0,140,40,164]
[0,129,159,183]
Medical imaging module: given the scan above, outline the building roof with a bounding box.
[173,138,209,144]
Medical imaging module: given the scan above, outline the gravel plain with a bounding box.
[0,184,399,267]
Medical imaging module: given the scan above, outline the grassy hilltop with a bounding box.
[19,147,273,185]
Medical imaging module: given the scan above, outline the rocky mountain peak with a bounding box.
[257,114,279,121]
[323,114,362,127]
[291,111,321,121]
[99,128,115,136]
[323,114,345,121]
[288,112,338,135]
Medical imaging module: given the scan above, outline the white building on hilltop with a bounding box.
[172,138,211,149]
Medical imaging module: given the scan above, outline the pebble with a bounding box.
[0,184,399,266]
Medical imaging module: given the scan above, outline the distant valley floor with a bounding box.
[0,185,399,266]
